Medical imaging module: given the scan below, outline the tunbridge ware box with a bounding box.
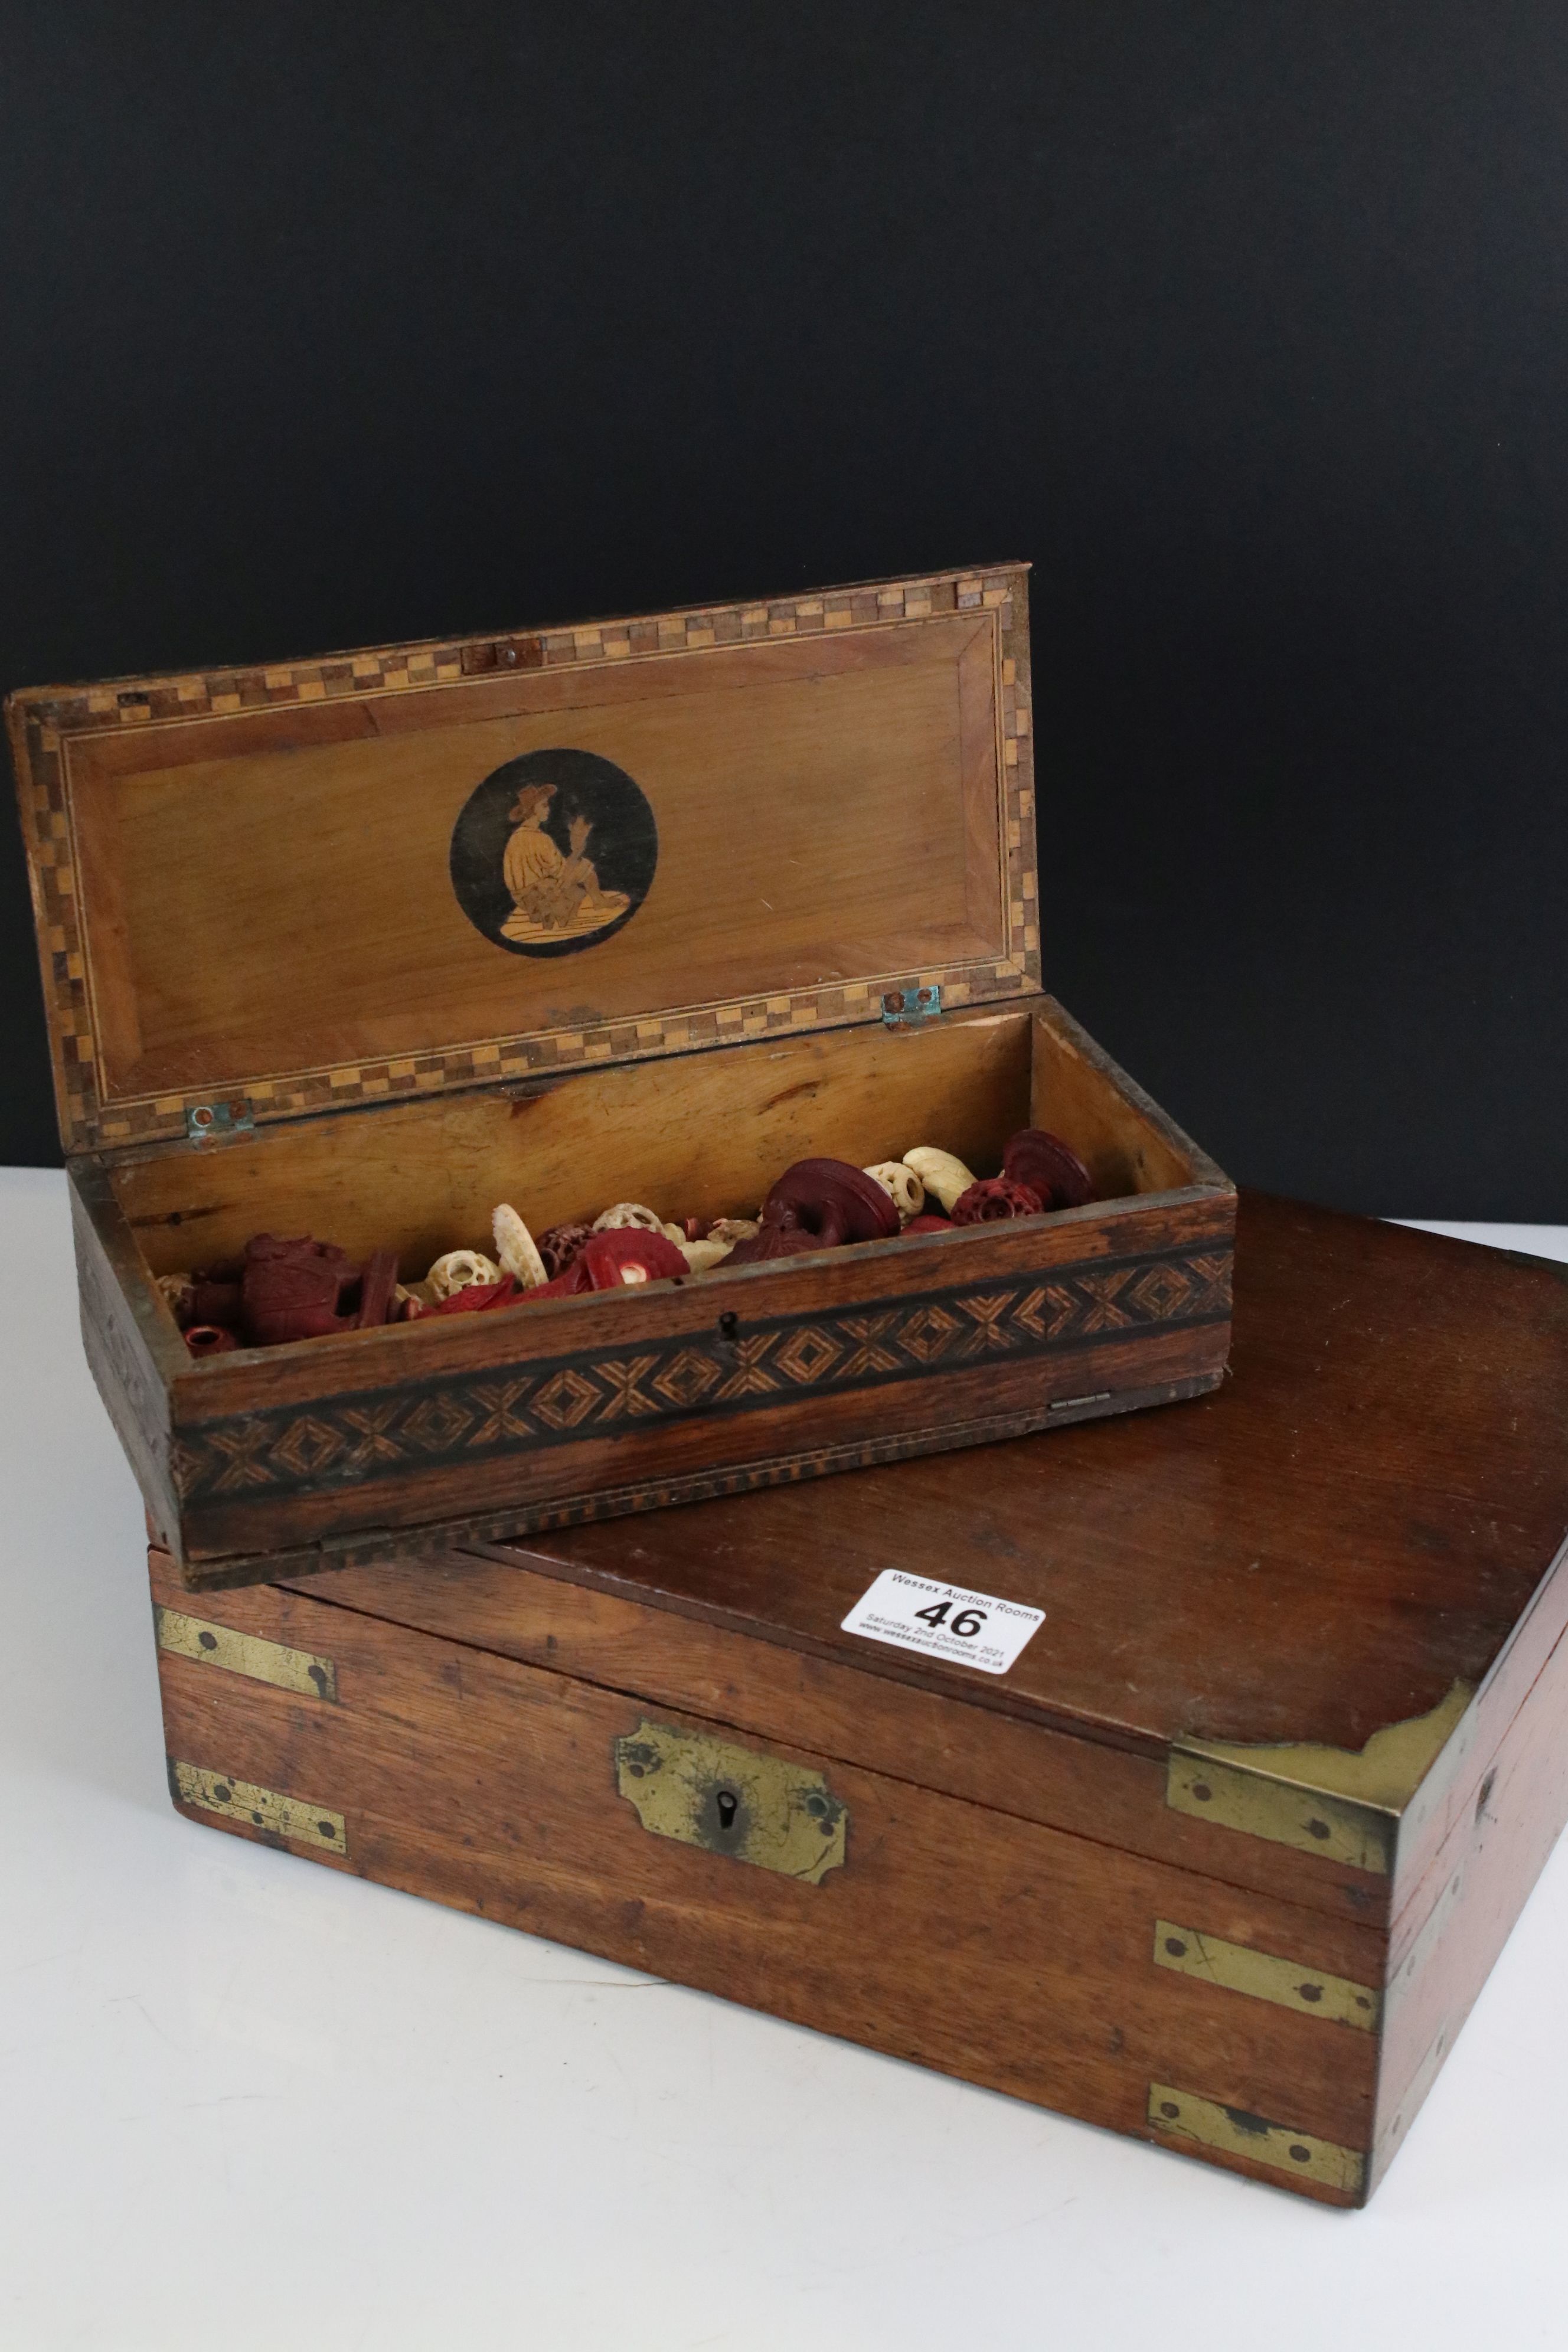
[8,563,1234,1592]
[145,1198,1568,2206]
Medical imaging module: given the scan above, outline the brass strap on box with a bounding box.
[1147,2082,1366,2196]
[1165,1681,1475,1875]
[169,1760,347,1854]
[155,1605,338,1701]
[1153,1919,1381,2030]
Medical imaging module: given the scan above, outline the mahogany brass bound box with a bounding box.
[9,562,1234,1591]
[143,1198,1568,2206]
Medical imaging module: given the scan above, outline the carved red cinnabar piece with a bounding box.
[183,1324,238,1358]
[355,1249,399,1331]
[186,1273,243,1329]
[241,1234,358,1347]
[579,1231,687,1288]
[762,1160,901,1248]
[537,1221,594,1280]
[724,1223,822,1266]
[521,1230,688,1299]
[1002,1128,1095,1210]
[424,1275,520,1317]
[903,1213,955,1235]
[951,1177,1044,1225]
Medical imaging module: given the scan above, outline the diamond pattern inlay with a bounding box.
[171,1246,1231,1505]
[533,1368,604,1430]
[899,1304,964,1364]
[400,1393,478,1450]
[651,1349,721,1409]
[774,1327,842,1384]
[270,1416,346,1478]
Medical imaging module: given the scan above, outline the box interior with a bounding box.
[114,1002,1203,1315]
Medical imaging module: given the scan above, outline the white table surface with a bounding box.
[2,1168,1566,2351]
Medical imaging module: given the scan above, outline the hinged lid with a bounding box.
[8,563,1039,1157]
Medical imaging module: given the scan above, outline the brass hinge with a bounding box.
[881,984,942,1027]
[614,1718,847,1884]
[186,1097,255,1145]
[155,1605,338,1701]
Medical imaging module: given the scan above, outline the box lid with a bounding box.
[8,563,1039,1157]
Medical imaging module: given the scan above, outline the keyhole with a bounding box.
[715,1786,739,1832]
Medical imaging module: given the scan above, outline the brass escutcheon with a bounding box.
[614,1717,847,1884]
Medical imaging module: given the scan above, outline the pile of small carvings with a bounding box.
[159,1127,1095,1358]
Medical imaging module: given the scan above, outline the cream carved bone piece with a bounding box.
[864,1162,926,1225]
[707,1217,760,1247]
[901,1147,977,1214]
[426,1248,501,1301]
[593,1203,668,1236]
[155,1272,195,1322]
[679,1236,735,1273]
[492,1206,549,1290]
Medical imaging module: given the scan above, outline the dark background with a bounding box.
[3,3,1564,1213]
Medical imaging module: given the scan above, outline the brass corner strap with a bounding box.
[169,1760,347,1854]
[1147,2083,1366,2196]
[1165,1681,1475,1874]
[155,1605,338,1703]
[1153,1920,1380,2031]
[614,1718,847,1884]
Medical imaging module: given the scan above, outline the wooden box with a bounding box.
[145,1196,1568,2204]
[9,563,1234,1590]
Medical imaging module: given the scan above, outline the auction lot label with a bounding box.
[840,1569,1044,1676]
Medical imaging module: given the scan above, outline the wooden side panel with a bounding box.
[162,1188,1233,1584]
[148,1549,1383,2204]
[70,1165,185,1544]
[1371,1586,1568,2191]
[1388,1536,1568,1926]
[285,1546,1390,1930]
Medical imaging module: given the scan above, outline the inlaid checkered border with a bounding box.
[8,566,1037,1155]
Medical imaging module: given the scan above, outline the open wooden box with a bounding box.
[10,563,1234,1590]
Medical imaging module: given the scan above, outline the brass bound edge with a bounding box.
[614,1718,847,1884]
[1153,1920,1381,2031]
[155,1605,338,1701]
[1164,1681,1476,1876]
[1147,2083,1366,2196]
[169,1760,347,1854]
[1165,1751,1394,1873]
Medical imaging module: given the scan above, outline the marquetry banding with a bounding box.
[168,1247,1233,1506]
